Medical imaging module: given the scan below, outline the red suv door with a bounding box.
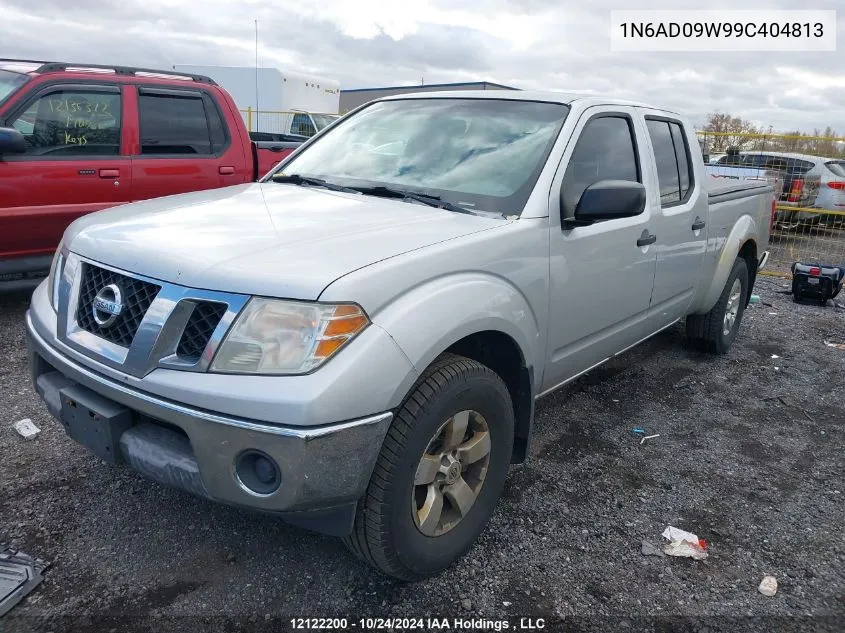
[0,83,131,274]
[129,86,243,200]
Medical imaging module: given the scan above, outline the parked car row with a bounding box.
[0,59,307,289]
[707,149,845,229]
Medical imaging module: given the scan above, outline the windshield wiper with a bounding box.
[352,185,477,215]
[271,173,359,194]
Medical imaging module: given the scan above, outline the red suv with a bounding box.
[0,59,302,289]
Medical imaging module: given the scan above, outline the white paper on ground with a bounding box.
[13,419,40,440]
[661,525,708,560]
[662,526,698,543]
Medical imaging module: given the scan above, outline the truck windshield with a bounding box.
[0,70,28,107]
[312,114,340,131]
[269,98,569,216]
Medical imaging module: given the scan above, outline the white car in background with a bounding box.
[820,159,845,226]
[737,152,845,228]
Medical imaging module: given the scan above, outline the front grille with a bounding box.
[76,264,161,347]
[176,301,228,362]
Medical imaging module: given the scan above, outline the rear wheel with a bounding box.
[792,278,802,303]
[686,257,749,354]
[343,353,514,581]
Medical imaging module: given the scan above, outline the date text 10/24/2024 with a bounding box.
[290,618,547,630]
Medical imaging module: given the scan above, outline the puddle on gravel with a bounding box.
[739,439,773,460]
[538,424,616,462]
[746,341,788,357]
[134,580,206,611]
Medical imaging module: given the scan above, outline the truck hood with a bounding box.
[66,183,503,299]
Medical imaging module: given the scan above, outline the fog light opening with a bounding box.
[235,450,281,496]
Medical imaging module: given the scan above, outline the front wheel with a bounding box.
[343,353,514,581]
[686,257,750,354]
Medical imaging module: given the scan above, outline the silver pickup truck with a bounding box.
[27,92,773,581]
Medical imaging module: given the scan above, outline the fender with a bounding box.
[368,272,543,411]
[689,213,760,315]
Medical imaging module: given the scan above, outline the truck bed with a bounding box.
[706,175,773,203]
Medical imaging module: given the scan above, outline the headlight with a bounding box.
[47,247,64,311]
[210,299,369,375]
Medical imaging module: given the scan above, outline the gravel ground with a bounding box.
[1,277,843,633]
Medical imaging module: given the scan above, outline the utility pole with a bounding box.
[255,19,260,120]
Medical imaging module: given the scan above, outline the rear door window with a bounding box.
[740,154,769,168]
[785,158,815,174]
[669,122,692,199]
[138,91,213,155]
[645,118,695,205]
[645,119,681,205]
[6,87,121,156]
[203,94,229,153]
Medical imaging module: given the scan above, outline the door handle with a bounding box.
[98,169,120,179]
[691,217,706,231]
[219,166,235,175]
[637,232,657,247]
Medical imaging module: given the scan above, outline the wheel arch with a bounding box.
[444,330,534,464]
[738,238,758,307]
[372,273,543,463]
[689,215,760,315]
[384,327,535,466]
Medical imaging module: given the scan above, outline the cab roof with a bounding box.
[376,89,677,115]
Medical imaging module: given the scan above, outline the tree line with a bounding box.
[696,113,845,158]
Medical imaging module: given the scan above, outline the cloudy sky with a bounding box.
[2,0,843,132]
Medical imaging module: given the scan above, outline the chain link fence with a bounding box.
[698,130,845,278]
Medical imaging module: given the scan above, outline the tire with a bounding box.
[343,353,514,581]
[686,257,750,354]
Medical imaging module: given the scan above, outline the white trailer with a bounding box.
[172,64,341,136]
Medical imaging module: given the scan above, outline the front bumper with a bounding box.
[27,311,392,536]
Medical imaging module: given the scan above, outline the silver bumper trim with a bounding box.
[28,308,395,518]
[28,310,391,440]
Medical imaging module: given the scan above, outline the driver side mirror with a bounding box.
[562,179,646,229]
[0,127,27,155]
